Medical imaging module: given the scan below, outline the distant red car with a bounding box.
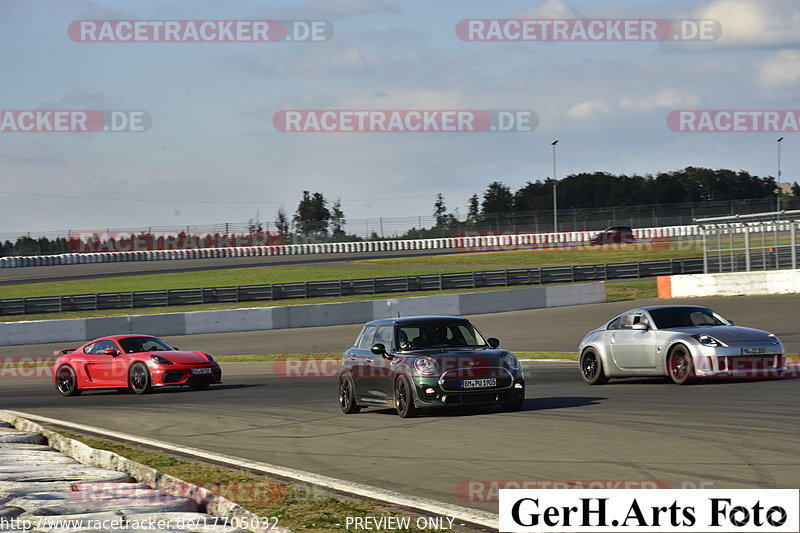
[52,335,221,396]
[589,225,635,245]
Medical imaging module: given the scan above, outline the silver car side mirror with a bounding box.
[631,323,649,331]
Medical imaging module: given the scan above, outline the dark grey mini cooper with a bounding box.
[338,316,526,418]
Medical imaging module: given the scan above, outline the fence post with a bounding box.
[792,220,798,271]
[744,225,751,272]
[701,226,708,273]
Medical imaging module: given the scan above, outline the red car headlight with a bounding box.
[151,355,174,365]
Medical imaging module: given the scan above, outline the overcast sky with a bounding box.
[1,0,798,236]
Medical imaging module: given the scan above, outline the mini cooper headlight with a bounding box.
[413,356,439,375]
[151,355,174,365]
[692,334,726,347]
[503,352,521,370]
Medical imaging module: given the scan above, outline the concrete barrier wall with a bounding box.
[659,269,800,298]
[0,282,606,346]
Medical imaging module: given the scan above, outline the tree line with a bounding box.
[2,167,797,256]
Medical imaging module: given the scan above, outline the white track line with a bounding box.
[4,410,497,530]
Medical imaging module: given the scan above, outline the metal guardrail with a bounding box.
[0,257,706,316]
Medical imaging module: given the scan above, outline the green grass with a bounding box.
[57,431,465,533]
[0,265,472,300]
[359,242,704,267]
[606,280,657,302]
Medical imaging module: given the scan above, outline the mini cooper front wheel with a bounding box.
[394,377,418,418]
[339,376,360,414]
[579,349,608,385]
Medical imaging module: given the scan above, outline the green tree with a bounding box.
[293,191,331,238]
[274,207,291,241]
[466,194,481,225]
[331,198,346,241]
[433,193,448,227]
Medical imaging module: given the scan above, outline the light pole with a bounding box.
[777,137,784,214]
[551,139,559,232]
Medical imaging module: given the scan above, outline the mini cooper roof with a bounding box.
[364,316,471,326]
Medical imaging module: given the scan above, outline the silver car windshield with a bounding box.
[397,323,487,350]
[648,307,731,329]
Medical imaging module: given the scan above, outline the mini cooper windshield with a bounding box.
[396,323,487,350]
[647,307,732,329]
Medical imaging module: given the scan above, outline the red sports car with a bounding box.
[52,335,222,396]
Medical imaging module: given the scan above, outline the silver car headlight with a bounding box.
[413,356,439,375]
[503,352,521,370]
[692,334,727,347]
[769,334,780,345]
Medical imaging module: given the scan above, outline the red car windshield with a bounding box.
[118,337,174,353]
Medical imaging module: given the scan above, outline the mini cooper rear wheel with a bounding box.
[56,365,81,397]
[339,376,361,414]
[394,377,418,418]
[579,349,608,385]
[129,362,152,394]
[667,345,694,385]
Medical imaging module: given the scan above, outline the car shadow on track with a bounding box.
[369,396,606,418]
[80,383,260,395]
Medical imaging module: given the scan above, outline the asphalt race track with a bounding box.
[1,294,799,515]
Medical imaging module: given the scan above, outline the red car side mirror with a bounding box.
[103,348,120,356]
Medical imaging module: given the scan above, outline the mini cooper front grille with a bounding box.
[437,367,514,391]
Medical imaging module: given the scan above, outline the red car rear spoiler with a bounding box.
[53,349,75,357]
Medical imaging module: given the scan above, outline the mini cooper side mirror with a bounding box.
[370,343,386,355]
[487,337,500,348]
[632,323,649,331]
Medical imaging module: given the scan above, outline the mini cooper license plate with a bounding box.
[462,378,496,389]
[741,347,767,355]
[191,367,212,374]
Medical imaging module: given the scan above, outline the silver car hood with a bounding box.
[664,325,774,343]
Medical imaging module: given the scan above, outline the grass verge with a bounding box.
[56,430,480,533]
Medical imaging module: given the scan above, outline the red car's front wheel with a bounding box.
[55,365,81,397]
[129,362,152,394]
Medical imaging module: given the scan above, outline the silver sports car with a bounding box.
[578,305,786,385]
